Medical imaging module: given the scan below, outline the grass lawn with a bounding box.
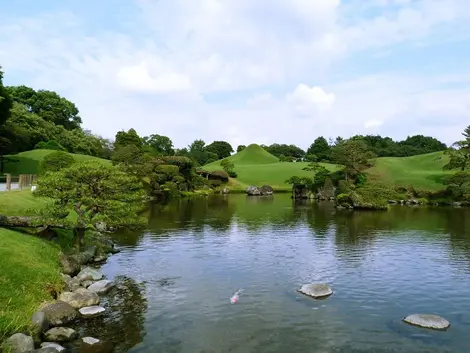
[0,228,62,341]
[3,149,111,177]
[0,190,48,216]
[367,152,451,191]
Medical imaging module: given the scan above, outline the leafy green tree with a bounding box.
[237,145,246,153]
[35,161,146,244]
[331,139,376,182]
[39,151,75,174]
[444,171,470,200]
[143,134,174,156]
[444,125,470,171]
[307,137,331,161]
[188,139,213,165]
[6,85,81,130]
[35,140,66,151]
[265,143,305,159]
[205,141,234,160]
[115,128,143,150]
[0,67,12,127]
[220,159,237,177]
[111,144,154,178]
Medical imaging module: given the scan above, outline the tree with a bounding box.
[115,128,143,150]
[444,171,470,200]
[307,137,331,162]
[205,141,234,160]
[39,151,75,174]
[265,143,305,159]
[331,139,376,182]
[6,85,81,130]
[237,145,246,153]
[188,139,212,166]
[444,125,470,171]
[35,140,66,151]
[0,67,12,127]
[143,134,174,156]
[34,161,146,245]
[220,159,237,177]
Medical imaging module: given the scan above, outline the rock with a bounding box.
[81,280,94,288]
[44,327,79,342]
[2,333,34,353]
[87,280,114,295]
[61,274,72,283]
[95,221,108,232]
[298,283,333,299]
[59,254,80,276]
[42,301,77,326]
[221,187,230,195]
[76,267,104,282]
[452,202,462,207]
[64,276,81,292]
[32,348,63,353]
[59,288,99,309]
[260,185,274,196]
[70,246,97,266]
[79,306,106,318]
[82,337,100,345]
[40,342,67,351]
[388,200,397,204]
[403,314,450,330]
[31,311,49,333]
[246,186,261,196]
[93,255,108,263]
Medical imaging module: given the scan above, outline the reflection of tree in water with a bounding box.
[71,276,148,353]
[303,201,336,236]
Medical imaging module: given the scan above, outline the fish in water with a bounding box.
[230,289,243,304]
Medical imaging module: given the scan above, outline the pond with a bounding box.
[78,195,470,352]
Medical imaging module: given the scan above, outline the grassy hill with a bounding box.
[367,151,452,191]
[3,149,111,176]
[205,145,452,192]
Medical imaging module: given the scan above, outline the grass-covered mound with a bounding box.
[0,228,62,341]
[217,144,279,165]
[3,149,111,176]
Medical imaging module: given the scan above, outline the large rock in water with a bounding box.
[403,314,450,330]
[76,267,104,282]
[2,333,34,353]
[298,283,333,299]
[79,306,106,318]
[59,288,100,309]
[260,185,274,195]
[42,301,78,326]
[246,186,261,196]
[40,342,67,351]
[44,327,79,342]
[88,280,114,294]
[59,254,80,276]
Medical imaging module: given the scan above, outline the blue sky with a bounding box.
[1,0,469,149]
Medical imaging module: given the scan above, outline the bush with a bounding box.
[228,171,237,178]
[39,151,75,174]
[35,140,66,151]
[162,181,179,199]
[154,164,180,178]
[336,180,353,195]
[209,170,229,183]
[209,179,222,187]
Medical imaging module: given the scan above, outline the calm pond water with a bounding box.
[75,195,470,353]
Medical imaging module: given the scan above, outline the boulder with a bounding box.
[221,187,230,195]
[59,254,80,276]
[31,348,62,353]
[76,267,104,282]
[58,288,100,309]
[82,337,100,345]
[42,301,77,326]
[95,221,108,232]
[79,306,106,318]
[87,280,114,295]
[93,255,108,263]
[403,314,450,330]
[32,310,49,333]
[298,283,333,299]
[64,276,81,292]
[260,185,274,196]
[2,333,34,353]
[44,327,79,342]
[40,342,67,352]
[246,186,261,196]
[81,280,94,288]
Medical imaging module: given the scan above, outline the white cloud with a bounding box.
[286,84,336,116]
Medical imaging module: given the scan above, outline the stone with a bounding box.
[82,337,100,345]
[87,280,114,295]
[76,267,104,282]
[44,327,79,342]
[95,221,108,232]
[64,276,81,292]
[81,280,94,288]
[246,186,261,196]
[2,333,34,353]
[42,301,77,326]
[59,288,100,309]
[388,200,397,204]
[59,254,80,276]
[403,314,450,330]
[260,185,274,196]
[298,283,333,299]
[32,348,62,353]
[32,311,49,333]
[40,342,66,352]
[221,187,230,194]
[79,306,106,318]
[93,255,108,263]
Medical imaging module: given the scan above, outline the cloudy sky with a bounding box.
[1,0,469,149]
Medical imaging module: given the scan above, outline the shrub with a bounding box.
[35,140,66,151]
[228,171,237,178]
[209,179,222,187]
[39,151,75,174]
[155,164,180,178]
[209,170,229,183]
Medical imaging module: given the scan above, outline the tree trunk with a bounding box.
[74,227,86,247]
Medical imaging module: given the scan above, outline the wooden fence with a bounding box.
[2,173,37,191]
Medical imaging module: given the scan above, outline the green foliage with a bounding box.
[111,145,154,178]
[264,143,305,159]
[220,159,236,177]
[206,141,234,160]
[444,125,470,171]
[6,85,81,130]
[0,67,12,128]
[307,137,331,161]
[210,170,229,183]
[34,161,146,233]
[285,176,313,188]
[161,181,180,199]
[155,164,180,178]
[35,139,66,151]
[237,145,246,152]
[115,128,143,150]
[336,180,353,195]
[444,171,470,200]
[332,139,376,182]
[39,151,75,174]
[143,134,174,155]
